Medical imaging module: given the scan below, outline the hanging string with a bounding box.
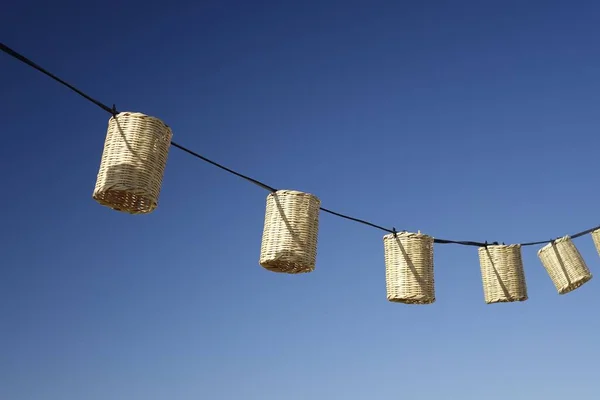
[2,41,599,248]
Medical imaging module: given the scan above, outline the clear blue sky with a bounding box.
[2,1,599,399]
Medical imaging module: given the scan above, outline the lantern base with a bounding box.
[93,189,156,214]
[260,257,314,274]
[387,296,435,305]
[485,295,528,304]
[557,274,593,295]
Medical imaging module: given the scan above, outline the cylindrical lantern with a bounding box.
[383,231,435,304]
[259,190,321,274]
[591,229,600,257]
[93,112,172,214]
[478,244,527,304]
[538,236,592,294]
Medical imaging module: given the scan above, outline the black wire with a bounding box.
[0,42,277,194]
[2,41,598,249]
[170,142,277,193]
[0,42,114,115]
[319,207,393,233]
[434,238,489,246]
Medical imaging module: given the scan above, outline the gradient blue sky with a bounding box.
[2,1,600,399]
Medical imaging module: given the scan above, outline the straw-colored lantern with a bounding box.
[538,236,592,294]
[93,112,172,214]
[383,231,435,304]
[591,229,600,257]
[259,190,321,274]
[478,244,527,304]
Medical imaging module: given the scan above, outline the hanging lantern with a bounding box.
[383,231,435,304]
[259,190,321,274]
[591,229,600,257]
[93,112,172,214]
[537,236,593,294]
[478,244,527,304]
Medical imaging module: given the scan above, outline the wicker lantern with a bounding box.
[93,112,172,214]
[478,244,527,304]
[259,190,321,274]
[383,231,435,304]
[591,229,600,257]
[538,236,592,294]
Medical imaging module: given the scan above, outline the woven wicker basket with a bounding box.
[538,236,592,294]
[383,231,435,304]
[259,190,321,274]
[478,245,527,304]
[93,112,172,214]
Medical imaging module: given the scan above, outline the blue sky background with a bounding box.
[2,1,600,399]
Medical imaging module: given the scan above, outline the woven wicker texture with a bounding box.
[538,236,592,294]
[591,229,600,257]
[93,112,172,214]
[383,231,435,304]
[478,245,527,304]
[259,190,321,274]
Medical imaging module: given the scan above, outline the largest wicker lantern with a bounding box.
[383,231,435,304]
[538,236,592,294]
[478,244,527,304]
[93,112,172,214]
[259,190,321,274]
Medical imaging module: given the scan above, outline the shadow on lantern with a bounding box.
[94,163,158,214]
[538,237,592,295]
[93,112,171,215]
[483,247,512,299]
[383,231,435,305]
[394,235,430,294]
[272,193,310,254]
[479,245,527,304]
[259,190,321,274]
